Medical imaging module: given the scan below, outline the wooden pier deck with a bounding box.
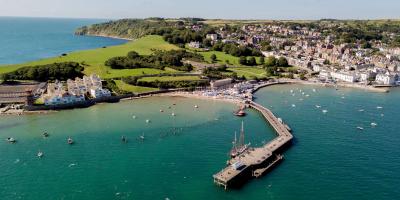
[213,100,293,189]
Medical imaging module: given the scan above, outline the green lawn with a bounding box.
[0,35,181,79]
[138,75,201,82]
[198,51,262,67]
[114,80,158,93]
[227,67,267,79]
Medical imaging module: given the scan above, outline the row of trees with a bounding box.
[211,42,262,57]
[1,62,84,81]
[105,50,203,72]
[122,76,209,89]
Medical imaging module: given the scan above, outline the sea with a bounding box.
[0,85,399,200]
[0,17,399,200]
[0,17,127,65]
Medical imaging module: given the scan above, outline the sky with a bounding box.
[0,0,399,20]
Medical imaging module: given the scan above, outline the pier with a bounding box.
[213,100,293,189]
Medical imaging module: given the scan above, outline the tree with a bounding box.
[247,57,257,66]
[127,51,140,59]
[210,54,217,63]
[264,56,277,67]
[265,66,277,77]
[239,56,247,65]
[277,57,289,67]
[259,57,265,65]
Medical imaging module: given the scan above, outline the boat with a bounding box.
[67,137,74,145]
[322,110,328,113]
[146,119,150,123]
[315,105,321,108]
[171,113,176,117]
[312,89,316,92]
[160,109,164,113]
[139,133,145,140]
[43,132,49,137]
[121,135,127,143]
[291,104,296,107]
[377,106,383,109]
[357,126,364,130]
[37,151,44,158]
[230,122,250,158]
[194,105,199,108]
[371,122,377,127]
[234,105,246,117]
[6,137,16,143]
[358,109,364,112]
[290,90,294,93]
[132,115,136,119]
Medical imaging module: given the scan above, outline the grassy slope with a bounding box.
[114,80,158,93]
[138,76,201,82]
[0,35,180,78]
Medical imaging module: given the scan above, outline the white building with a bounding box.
[188,41,201,49]
[330,71,357,83]
[206,34,218,41]
[44,92,85,106]
[90,88,111,98]
[375,72,396,85]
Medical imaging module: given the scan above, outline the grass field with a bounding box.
[114,80,158,93]
[198,50,262,67]
[227,67,267,79]
[0,35,181,78]
[138,75,201,82]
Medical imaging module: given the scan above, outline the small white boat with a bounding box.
[371,122,377,127]
[290,90,294,93]
[341,96,345,99]
[171,113,176,116]
[381,114,384,117]
[139,133,145,140]
[299,98,303,101]
[146,119,150,123]
[7,137,16,143]
[312,89,316,92]
[67,137,74,145]
[291,104,296,107]
[160,109,164,113]
[357,126,364,130]
[37,151,44,158]
[322,110,328,113]
[132,115,136,119]
[315,105,321,108]
[305,94,310,97]
[194,105,199,108]
[377,106,383,109]
[358,109,364,112]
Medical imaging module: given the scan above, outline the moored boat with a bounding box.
[67,137,74,144]
[6,137,16,143]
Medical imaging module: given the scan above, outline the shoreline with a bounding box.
[0,79,394,116]
[82,33,133,41]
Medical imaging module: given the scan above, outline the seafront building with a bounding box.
[43,74,111,106]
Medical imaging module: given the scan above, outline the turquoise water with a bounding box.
[1,86,399,199]
[0,17,127,65]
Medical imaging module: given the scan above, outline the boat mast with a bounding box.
[239,121,245,147]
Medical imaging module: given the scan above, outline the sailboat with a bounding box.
[230,121,250,158]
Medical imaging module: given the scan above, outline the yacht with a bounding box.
[357,126,364,130]
[322,110,328,113]
[371,122,377,127]
[37,151,44,158]
[67,137,74,145]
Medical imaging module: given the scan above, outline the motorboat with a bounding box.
[371,122,377,127]
[322,110,328,113]
[67,137,74,145]
[194,105,199,108]
[357,126,364,130]
[146,119,150,123]
[37,151,44,158]
[43,132,49,137]
[315,105,321,108]
[171,113,176,117]
[7,137,16,143]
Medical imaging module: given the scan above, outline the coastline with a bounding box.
[81,33,133,41]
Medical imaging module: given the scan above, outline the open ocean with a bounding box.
[0,85,399,200]
[0,17,127,65]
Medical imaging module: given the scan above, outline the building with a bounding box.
[90,87,111,99]
[206,34,219,41]
[188,41,201,49]
[210,78,233,89]
[375,72,396,85]
[330,71,357,83]
[44,92,85,106]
